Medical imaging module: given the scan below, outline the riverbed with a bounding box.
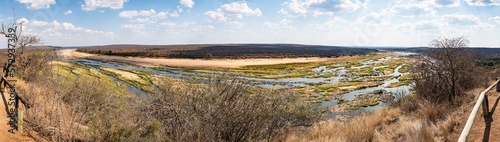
[59,51,415,118]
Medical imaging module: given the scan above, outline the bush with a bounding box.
[17,49,56,82]
[141,76,321,141]
[413,37,482,104]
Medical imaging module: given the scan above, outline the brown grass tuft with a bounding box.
[285,108,400,142]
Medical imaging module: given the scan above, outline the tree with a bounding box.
[486,59,494,68]
[1,21,43,81]
[413,37,480,103]
[1,22,41,54]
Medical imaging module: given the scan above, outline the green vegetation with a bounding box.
[321,81,384,92]
[348,67,378,77]
[387,80,413,88]
[346,105,361,110]
[361,100,380,107]
[52,61,132,96]
[399,64,411,73]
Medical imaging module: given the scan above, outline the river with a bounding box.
[62,52,414,117]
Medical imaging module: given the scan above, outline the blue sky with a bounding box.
[1,0,500,47]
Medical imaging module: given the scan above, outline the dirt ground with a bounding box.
[57,49,329,68]
[0,93,34,142]
[450,89,500,141]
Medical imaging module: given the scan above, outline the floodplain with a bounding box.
[56,48,415,118]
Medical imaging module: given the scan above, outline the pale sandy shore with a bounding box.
[57,49,330,68]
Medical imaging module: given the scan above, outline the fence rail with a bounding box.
[1,76,30,108]
[458,79,500,142]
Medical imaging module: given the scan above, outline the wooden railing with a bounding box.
[1,76,31,134]
[458,79,500,142]
[1,76,30,108]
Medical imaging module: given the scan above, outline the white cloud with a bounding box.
[160,21,195,29]
[279,19,291,25]
[16,18,29,24]
[443,14,495,29]
[16,0,55,10]
[263,19,297,31]
[119,9,173,20]
[227,21,244,28]
[179,0,194,8]
[121,24,145,30]
[30,20,49,27]
[433,0,460,7]
[170,12,180,17]
[314,17,349,31]
[358,12,391,25]
[52,20,61,28]
[205,11,228,22]
[414,20,444,31]
[12,18,116,44]
[204,25,215,30]
[282,0,369,17]
[263,22,279,28]
[121,24,149,35]
[204,1,261,27]
[154,12,168,19]
[119,9,157,19]
[160,22,177,28]
[465,0,500,6]
[390,3,436,17]
[278,9,291,16]
[131,18,154,23]
[443,14,481,25]
[81,0,128,11]
[64,10,73,15]
[490,16,500,24]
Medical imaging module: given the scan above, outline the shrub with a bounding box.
[413,37,482,104]
[141,76,321,141]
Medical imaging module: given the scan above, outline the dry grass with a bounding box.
[283,94,471,142]
[285,108,400,142]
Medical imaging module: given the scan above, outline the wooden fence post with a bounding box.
[18,109,23,134]
[497,77,500,92]
[483,96,489,117]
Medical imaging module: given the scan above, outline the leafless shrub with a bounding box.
[142,76,320,141]
[413,36,481,104]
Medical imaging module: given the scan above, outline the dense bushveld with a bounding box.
[76,44,377,59]
[3,48,320,141]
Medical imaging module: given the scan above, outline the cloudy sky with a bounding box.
[1,0,500,47]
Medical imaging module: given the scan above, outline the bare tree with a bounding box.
[1,21,41,55]
[1,21,44,79]
[413,37,480,103]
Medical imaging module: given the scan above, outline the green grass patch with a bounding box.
[387,80,413,88]
[346,105,361,110]
[399,64,411,73]
[317,82,362,91]
[400,74,414,81]
[361,100,379,107]
[53,61,131,96]
[338,98,349,104]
